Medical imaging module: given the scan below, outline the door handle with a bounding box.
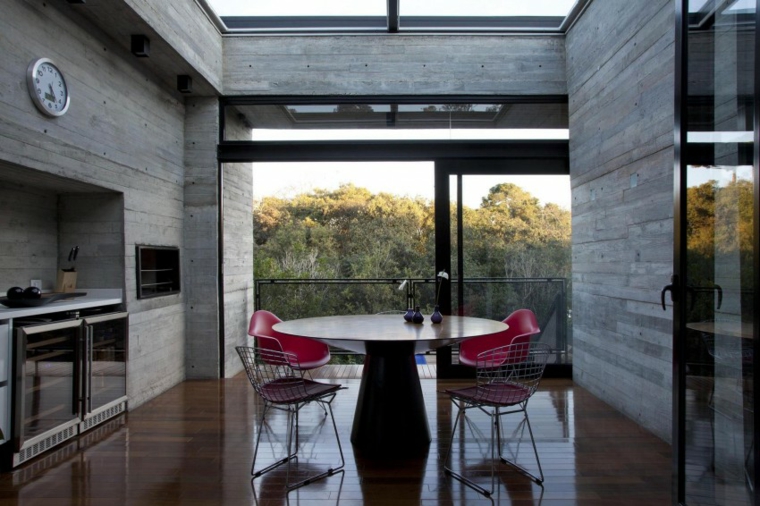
[661,275,680,310]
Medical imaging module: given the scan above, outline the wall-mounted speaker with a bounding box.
[131,34,150,57]
[177,75,193,94]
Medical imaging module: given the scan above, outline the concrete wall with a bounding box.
[224,34,566,96]
[184,97,221,379]
[566,0,675,441]
[0,182,59,291]
[58,193,125,290]
[221,117,254,378]
[0,0,191,407]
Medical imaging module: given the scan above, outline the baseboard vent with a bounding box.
[14,425,77,467]
[81,402,126,432]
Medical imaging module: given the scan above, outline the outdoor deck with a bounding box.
[0,374,672,505]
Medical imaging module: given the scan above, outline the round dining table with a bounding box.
[273,314,508,456]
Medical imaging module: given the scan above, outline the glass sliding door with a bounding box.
[675,0,758,503]
[434,161,572,377]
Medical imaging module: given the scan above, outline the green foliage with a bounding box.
[686,178,754,322]
[253,181,572,321]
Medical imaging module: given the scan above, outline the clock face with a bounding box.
[27,58,70,117]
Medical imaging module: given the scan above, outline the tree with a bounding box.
[253,181,571,320]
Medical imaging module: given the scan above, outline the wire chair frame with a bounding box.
[444,341,551,497]
[236,346,345,489]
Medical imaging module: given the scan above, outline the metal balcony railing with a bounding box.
[254,277,570,364]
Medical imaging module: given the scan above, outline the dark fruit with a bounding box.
[23,286,42,299]
[7,287,24,300]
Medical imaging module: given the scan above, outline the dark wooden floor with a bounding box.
[0,374,673,505]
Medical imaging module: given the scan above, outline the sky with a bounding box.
[252,161,571,210]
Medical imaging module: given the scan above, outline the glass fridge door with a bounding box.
[82,312,128,415]
[14,319,82,449]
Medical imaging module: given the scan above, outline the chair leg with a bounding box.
[285,399,345,490]
[251,404,296,478]
[497,407,544,484]
[444,399,495,497]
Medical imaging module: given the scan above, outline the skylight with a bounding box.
[203,0,585,33]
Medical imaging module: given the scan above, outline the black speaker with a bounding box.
[131,34,150,57]
[177,75,193,94]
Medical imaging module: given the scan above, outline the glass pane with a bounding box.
[89,318,127,410]
[252,160,435,317]
[684,0,756,503]
[20,324,79,440]
[224,102,569,141]
[400,0,576,30]
[206,0,385,17]
[451,174,572,365]
[402,0,576,17]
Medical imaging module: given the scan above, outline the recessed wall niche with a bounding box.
[136,246,181,299]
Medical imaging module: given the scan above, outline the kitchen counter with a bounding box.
[0,289,123,320]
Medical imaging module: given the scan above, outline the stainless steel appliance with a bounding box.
[11,312,128,466]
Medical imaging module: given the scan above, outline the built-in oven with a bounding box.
[11,312,128,467]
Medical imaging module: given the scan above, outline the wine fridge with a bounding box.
[11,312,128,467]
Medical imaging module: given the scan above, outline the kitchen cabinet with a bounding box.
[0,290,125,468]
[10,312,127,467]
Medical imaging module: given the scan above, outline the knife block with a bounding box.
[56,270,77,293]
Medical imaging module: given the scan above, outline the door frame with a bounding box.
[218,95,569,378]
[433,159,570,378]
[673,0,760,503]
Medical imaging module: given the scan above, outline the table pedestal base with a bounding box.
[351,351,431,456]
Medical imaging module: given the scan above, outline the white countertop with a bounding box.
[0,289,123,320]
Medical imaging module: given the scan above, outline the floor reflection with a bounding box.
[251,470,345,505]
[0,377,672,505]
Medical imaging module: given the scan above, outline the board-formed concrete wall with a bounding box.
[184,97,222,379]
[223,34,566,96]
[566,0,675,441]
[0,0,192,406]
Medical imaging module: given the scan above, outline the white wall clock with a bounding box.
[26,58,70,117]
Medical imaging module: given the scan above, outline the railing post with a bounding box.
[556,279,567,364]
[254,280,260,311]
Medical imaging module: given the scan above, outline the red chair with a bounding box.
[248,310,331,374]
[458,309,541,368]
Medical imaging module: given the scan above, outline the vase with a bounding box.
[403,308,415,322]
[431,305,443,324]
[412,306,424,324]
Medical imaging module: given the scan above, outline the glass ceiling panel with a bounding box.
[688,0,756,29]
[204,0,585,32]
[400,0,577,17]
[206,0,385,17]
[224,101,569,141]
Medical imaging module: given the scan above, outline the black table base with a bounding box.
[351,346,431,457]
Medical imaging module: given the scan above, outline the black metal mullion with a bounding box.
[456,174,464,316]
[753,1,760,502]
[434,164,453,375]
[387,0,399,32]
[673,0,688,503]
